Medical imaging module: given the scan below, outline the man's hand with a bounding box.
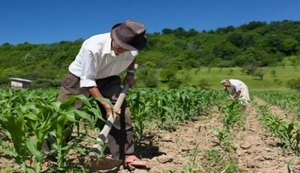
[88,86,117,115]
[100,101,113,115]
[99,99,123,116]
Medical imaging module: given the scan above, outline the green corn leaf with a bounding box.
[26,140,42,162]
[74,110,94,124]
[76,94,92,107]
[24,113,38,121]
[162,106,172,112]
[52,101,63,111]
[86,107,104,121]
[94,97,113,106]
[65,112,76,122]
[60,96,77,109]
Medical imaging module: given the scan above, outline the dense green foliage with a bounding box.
[0,87,225,172]
[144,20,300,69]
[0,20,300,87]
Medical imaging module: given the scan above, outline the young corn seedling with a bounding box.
[221,100,243,129]
[258,105,300,154]
[128,90,152,142]
[183,143,200,173]
[213,128,233,152]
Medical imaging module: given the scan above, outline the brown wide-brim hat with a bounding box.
[111,20,147,51]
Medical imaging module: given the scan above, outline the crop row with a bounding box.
[254,90,300,117]
[0,87,225,172]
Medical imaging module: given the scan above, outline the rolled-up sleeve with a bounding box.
[80,49,97,88]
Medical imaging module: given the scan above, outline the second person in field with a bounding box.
[221,79,250,105]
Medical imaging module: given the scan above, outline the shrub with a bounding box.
[0,76,9,86]
[198,79,211,88]
[32,78,61,88]
[137,68,159,88]
[241,64,258,75]
[168,79,182,89]
[253,68,264,80]
[287,78,300,90]
[160,69,176,82]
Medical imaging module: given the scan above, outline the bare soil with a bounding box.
[255,97,298,122]
[233,98,300,173]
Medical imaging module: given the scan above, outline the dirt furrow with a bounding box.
[140,111,223,173]
[233,98,300,173]
[255,97,298,123]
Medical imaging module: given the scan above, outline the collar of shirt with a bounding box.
[102,37,113,55]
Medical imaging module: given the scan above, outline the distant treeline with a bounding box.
[0,20,299,87]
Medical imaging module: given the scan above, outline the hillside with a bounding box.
[0,20,299,88]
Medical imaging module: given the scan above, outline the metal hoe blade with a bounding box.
[90,157,122,171]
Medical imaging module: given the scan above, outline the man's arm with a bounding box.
[87,86,112,113]
[127,60,136,71]
[231,90,241,99]
[124,60,136,87]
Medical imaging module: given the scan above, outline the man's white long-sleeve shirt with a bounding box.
[229,79,245,92]
[229,79,250,103]
[69,33,138,88]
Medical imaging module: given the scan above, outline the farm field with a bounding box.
[0,88,300,173]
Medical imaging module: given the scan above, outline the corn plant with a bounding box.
[0,88,105,172]
[258,105,300,154]
[128,90,152,141]
[0,87,230,172]
[255,91,300,117]
[198,149,238,173]
[128,88,225,132]
[221,100,244,129]
[213,128,233,152]
[183,143,200,173]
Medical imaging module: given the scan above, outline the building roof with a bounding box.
[9,77,32,83]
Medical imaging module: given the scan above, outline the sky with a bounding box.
[1,0,300,45]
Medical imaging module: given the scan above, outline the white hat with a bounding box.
[220,79,228,84]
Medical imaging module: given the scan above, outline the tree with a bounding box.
[212,40,238,60]
[186,28,198,37]
[137,68,159,88]
[282,38,298,55]
[162,28,173,35]
[215,25,235,33]
[264,34,284,53]
[173,27,186,37]
[234,48,271,66]
[240,21,267,31]
[227,32,244,48]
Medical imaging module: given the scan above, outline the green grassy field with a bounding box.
[177,65,299,91]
